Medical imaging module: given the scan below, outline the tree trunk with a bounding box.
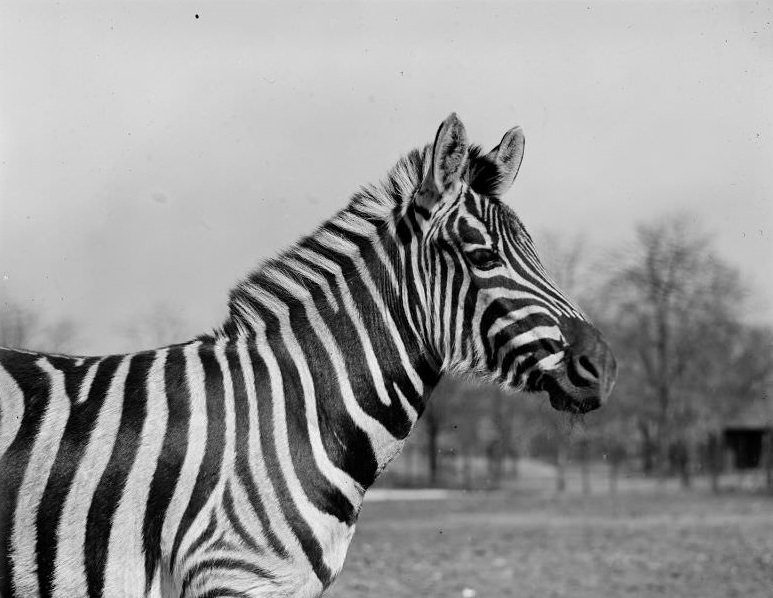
[425,406,441,486]
[486,440,503,490]
[677,440,691,488]
[608,459,619,495]
[639,421,655,475]
[555,443,567,493]
[707,433,722,493]
[462,447,473,490]
[655,397,671,482]
[579,439,591,495]
[763,431,773,494]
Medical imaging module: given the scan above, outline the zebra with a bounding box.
[0,113,616,598]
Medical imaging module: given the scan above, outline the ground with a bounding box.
[328,490,773,598]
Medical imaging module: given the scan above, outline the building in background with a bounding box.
[724,397,773,470]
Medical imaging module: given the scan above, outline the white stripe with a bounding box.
[294,245,422,413]
[54,355,131,597]
[314,234,425,399]
[485,305,554,342]
[246,280,364,506]
[315,228,358,256]
[329,211,374,238]
[104,350,169,596]
[236,338,305,568]
[441,252,455,362]
[160,342,208,574]
[175,339,242,586]
[470,288,543,354]
[519,248,583,317]
[213,339,238,507]
[11,359,70,597]
[75,360,100,404]
[535,351,565,372]
[366,232,426,351]
[281,255,340,313]
[283,254,396,409]
[322,258,419,423]
[495,326,563,367]
[453,256,472,363]
[408,237,432,350]
[0,362,24,457]
[252,320,355,579]
[431,251,442,353]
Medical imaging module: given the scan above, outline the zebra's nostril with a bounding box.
[577,355,599,380]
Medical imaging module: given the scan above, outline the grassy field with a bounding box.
[328,490,773,598]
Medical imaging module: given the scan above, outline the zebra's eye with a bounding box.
[466,248,501,270]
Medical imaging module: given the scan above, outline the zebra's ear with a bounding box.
[415,113,469,213]
[485,126,525,197]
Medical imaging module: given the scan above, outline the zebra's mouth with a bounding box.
[535,375,602,414]
[548,391,601,414]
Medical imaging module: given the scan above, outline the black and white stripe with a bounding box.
[0,114,616,597]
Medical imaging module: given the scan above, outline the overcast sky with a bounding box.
[1,1,771,355]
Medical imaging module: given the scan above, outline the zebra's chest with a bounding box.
[157,512,357,597]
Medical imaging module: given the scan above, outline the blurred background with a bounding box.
[1,1,772,597]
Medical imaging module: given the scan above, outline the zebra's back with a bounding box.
[0,343,321,598]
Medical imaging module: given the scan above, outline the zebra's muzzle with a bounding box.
[530,318,617,414]
[548,388,602,414]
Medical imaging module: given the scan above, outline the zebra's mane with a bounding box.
[350,143,502,221]
[214,144,502,339]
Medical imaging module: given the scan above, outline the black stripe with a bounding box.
[499,352,544,387]
[181,557,275,597]
[45,356,100,405]
[378,220,439,377]
[498,339,560,379]
[170,344,227,568]
[444,247,466,353]
[251,288,358,521]
[221,481,262,554]
[326,220,436,397]
[85,351,153,597]
[143,345,190,591]
[292,248,415,437]
[458,218,486,245]
[413,203,431,220]
[36,355,121,598]
[375,231,440,391]
[501,240,573,311]
[0,354,51,597]
[566,358,594,389]
[247,342,333,587]
[227,346,289,559]
[479,297,540,350]
[435,243,451,351]
[183,510,219,561]
[486,315,559,365]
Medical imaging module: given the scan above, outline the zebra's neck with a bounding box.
[216,202,441,486]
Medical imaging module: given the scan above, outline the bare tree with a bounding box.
[422,391,446,486]
[538,230,601,491]
[0,302,80,354]
[604,214,769,484]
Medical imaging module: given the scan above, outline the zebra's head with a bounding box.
[405,114,616,413]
